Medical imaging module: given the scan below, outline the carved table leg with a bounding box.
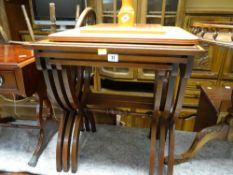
[171,124,229,165]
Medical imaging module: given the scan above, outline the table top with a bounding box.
[48,24,199,45]
[0,44,34,68]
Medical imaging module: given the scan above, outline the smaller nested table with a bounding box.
[0,44,58,167]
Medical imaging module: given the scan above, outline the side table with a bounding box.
[0,44,58,166]
[169,21,233,166]
[172,86,233,164]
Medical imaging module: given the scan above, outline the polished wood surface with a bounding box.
[25,22,204,175]
[0,44,33,64]
[48,24,199,45]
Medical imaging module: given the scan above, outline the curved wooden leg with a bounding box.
[56,111,69,172]
[83,114,90,131]
[62,111,76,172]
[149,118,157,175]
[84,111,96,132]
[71,114,83,173]
[167,119,175,175]
[28,97,58,167]
[158,118,167,175]
[166,124,229,165]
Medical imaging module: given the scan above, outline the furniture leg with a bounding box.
[149,118,157,175]
[62,111,76,172]
[56,111,69,172]
[167,119,175,175]
[28,98,58,167]
[158,117,167,175]
[172,124,229,165]
[71,113,83,173]
[84,110,96,132]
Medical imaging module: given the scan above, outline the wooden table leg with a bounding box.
[28,97,58,167]
[62,111,76,172]
[56,111,69,172]
[71,113,83,173]
[149,70,165,175]
[149,118,157,175]
[171,124,229,165]
[158,117,167,175]
[166,119,175,175]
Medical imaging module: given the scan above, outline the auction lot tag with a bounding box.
[107,54,119,62]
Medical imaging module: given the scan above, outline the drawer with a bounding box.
[137,68,155,81]
[98,67,134,80]
[0,71,17,91]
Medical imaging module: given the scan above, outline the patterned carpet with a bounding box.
[0,124,232,175]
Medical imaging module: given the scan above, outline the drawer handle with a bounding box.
[0,75,4,87]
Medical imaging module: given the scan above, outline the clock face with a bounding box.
[121,14,130,23]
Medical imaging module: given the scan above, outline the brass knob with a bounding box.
[0,76,4,87]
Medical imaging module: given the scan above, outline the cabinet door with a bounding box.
[222,48,233,81]
[139,0,178,25]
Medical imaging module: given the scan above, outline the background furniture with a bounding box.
[171,86,233,164]
[0,44,57,166]
[168,21,233,165]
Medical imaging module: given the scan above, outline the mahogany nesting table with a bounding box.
[0,44,58,166]
[25,24,204,175]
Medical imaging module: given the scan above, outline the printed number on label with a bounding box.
[108,54,119,62]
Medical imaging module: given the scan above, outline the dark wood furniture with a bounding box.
[0,44,58,167]
[170,21,233,165]
[25,24,204,175]
[195,86,232,131]
[172,86,233,164]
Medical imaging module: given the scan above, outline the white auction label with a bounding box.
[108,54,119,62]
